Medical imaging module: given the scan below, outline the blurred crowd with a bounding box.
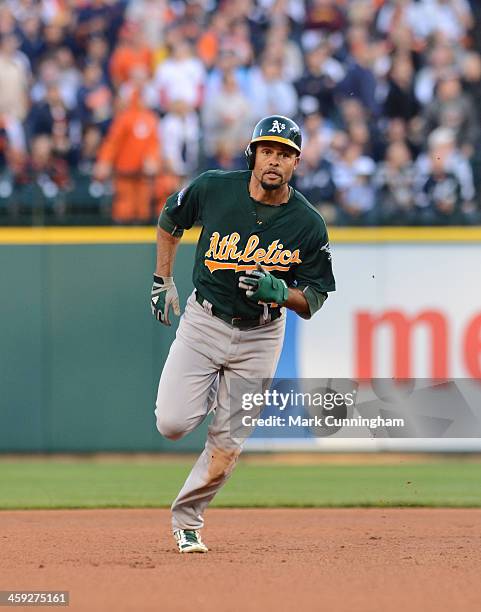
[0,0,480,225]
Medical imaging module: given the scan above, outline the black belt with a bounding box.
[195,291,282,330]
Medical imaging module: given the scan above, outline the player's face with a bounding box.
[253,142,300,191]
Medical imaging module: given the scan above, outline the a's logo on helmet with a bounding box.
[268,120,286,134]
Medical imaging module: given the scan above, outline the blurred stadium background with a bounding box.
[1,0,481,460]
[0,0,480,225]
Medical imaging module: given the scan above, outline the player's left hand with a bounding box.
[151,274,180,326]
[238,264,289,305]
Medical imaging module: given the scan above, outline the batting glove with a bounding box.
[238,264,289,305]
[151,274,180,326]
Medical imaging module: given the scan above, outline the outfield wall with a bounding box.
[1,227,480,452]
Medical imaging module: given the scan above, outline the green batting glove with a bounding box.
[238,264,289,305]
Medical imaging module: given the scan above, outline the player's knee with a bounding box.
[155,408,185,441]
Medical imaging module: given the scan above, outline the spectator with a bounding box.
[220,20,253,67]
[0,32,30,121]
[338,97,384,160]
[42,24,69,58]
[202,70,252,161]
[30,56,61,105]
[337,42,380,116]
[161,99,200,178]
[337,155,377,225]
[0,113,25,173]
[13,134,70,215]
[66,125,110,216]
[197,13,229,69]
[461,51,481,111]
[94,89,160,223]
[6,0,38,24]
[301,105,334,149]
[347,120,373,158]
[154,40,205,110]
[0,111,25,213]
[125,0,172,49]
[415,42,459,106]
[27,83,81,164]
[75,0,122,49]
[77,61,113,134]
[332,140,371,193]
[204,49,250,101]
[295,43,344,119]
[416,127,476,212]
[0,0,478,228]
[376,0,420,38]
[74,125,103,174]
[376,142,418,225]
[304,0,346,34]
[18,15,45,69]
[119,64,158,110]
[424,0,473,43]
[384,117,421,160]
[384,55,420,121]
[294,112,336,218]
[418,151,464,225]
[247,56,298,120]
[85,34,110,81]
[110,21,153,89]
[262,22,304,82]
[55,46,82,110]
[423,72,480,154]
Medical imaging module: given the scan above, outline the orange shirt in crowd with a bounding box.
[97,94,160,175]
[197,31,219,67]
[110,44,154,86]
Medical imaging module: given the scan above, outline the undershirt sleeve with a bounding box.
[297,286,328,320]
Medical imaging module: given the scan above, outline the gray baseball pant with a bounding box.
[155,291,286,531]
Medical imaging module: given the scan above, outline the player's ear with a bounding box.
[293,155,300,171]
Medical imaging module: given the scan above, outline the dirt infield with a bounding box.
[2,508,481,612]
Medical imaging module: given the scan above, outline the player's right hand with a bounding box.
[151,275,180,326]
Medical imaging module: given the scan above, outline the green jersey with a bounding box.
[160,170,335,320]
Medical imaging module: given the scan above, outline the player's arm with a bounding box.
[155,225,180,277]
[238,223,335,319]
[283,287,310,317]
[151,176,204,325]
[151,226,181,326]
[238,265,322,318]
[292,228,335,319]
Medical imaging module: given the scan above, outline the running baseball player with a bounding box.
[152,115,336,553]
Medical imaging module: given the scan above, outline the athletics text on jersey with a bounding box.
[161,170,335,319]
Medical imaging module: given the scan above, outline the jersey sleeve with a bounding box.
[293,222,336,313]
[160,173,207,230]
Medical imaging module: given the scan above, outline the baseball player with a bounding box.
[152,115,335,553]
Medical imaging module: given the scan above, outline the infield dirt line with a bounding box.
[1,452,480,465]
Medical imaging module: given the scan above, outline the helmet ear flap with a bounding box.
[245,143,255,169]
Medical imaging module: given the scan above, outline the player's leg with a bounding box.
[170,315,286,532]
[155,337,218,440]
[155,293,225,440]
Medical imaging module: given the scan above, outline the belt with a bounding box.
[195,291,282,330]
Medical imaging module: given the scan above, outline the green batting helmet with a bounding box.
[245,115,302,169]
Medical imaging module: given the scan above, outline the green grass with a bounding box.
[0,459,480,509]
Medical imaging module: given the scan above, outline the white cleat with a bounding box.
[174,529,209,553]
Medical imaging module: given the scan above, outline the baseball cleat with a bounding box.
[174,529,209,553]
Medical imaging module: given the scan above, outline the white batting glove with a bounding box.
[151,275,180,326]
